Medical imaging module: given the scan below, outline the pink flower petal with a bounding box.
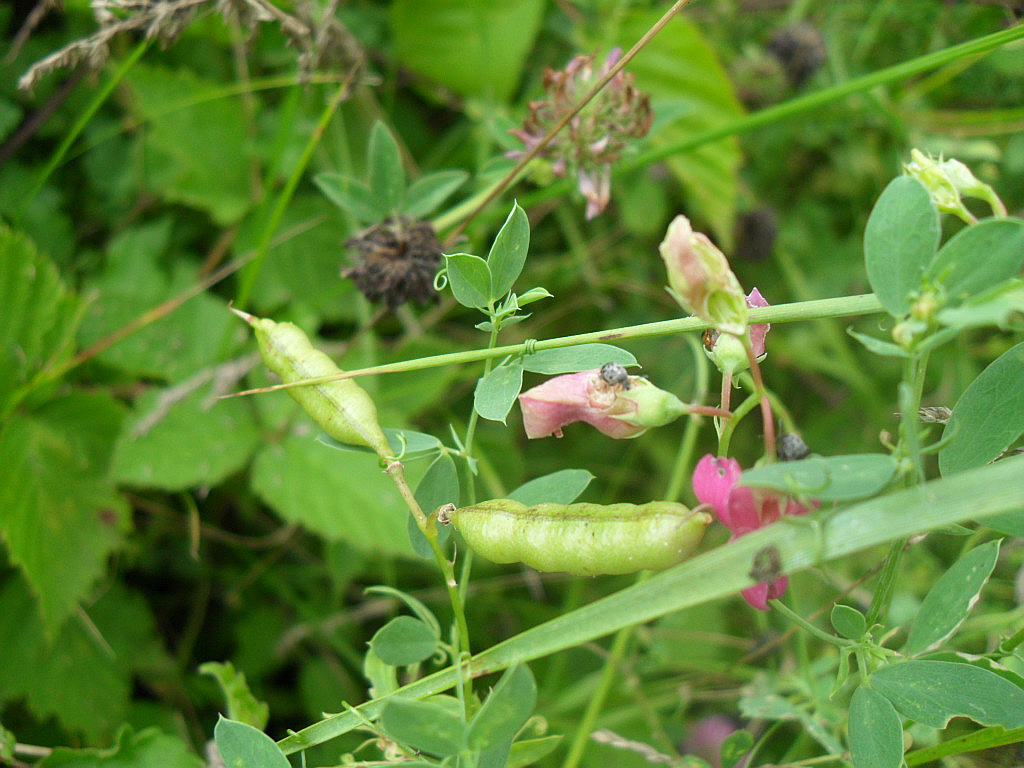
[746,288,771,358]
[518,370,645,439]
[692,454,742,522]
[724,485,763,535]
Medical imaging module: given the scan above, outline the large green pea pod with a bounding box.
[233,309,391,458]
[440,499,711,576]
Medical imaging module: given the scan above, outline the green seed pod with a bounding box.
[234,309,391,457]
[440,499,711,576]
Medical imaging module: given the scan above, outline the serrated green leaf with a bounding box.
[391,0,545,101]
[522,344,638,374]
[215,717,290,768]
[370,616,439,666]
[409,453,458,557]
[467,665,537,752]
[380,697,466,757]
[112,386,261,491]
[473,362,524,423]
[199,662,270,730]
[0,395,128,634]
[846,327,912,357]
[864,176,940,317]
[849,685,904,768]
[940,341,1024,475]
[124,65,252,224]
[404,170,468,219]
[368,121,406,215]
[0,580,165,741]
[314,172,384,223]
[445,252,492,308]
[251,433,414,556]
[831,604,867,640]
[39,725,204,768]
[740,454,898,501]
[927,218,1024,305]
[904,540,1000,656]
[508,469,594,506]
[621,11,744,244]
[872,660,1024,729]
[0,225,74,414]
[488,203,530,300]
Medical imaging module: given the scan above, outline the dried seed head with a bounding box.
[767,23,827,88]
[344,217,443,307]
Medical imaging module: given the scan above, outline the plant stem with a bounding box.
[770,600,852,648]
[718,392,761,458]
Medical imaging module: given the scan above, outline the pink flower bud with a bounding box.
[703,288,772,374]
[518,369,697,439]
[659,216,748,335]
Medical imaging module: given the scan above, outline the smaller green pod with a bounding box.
[235,309,390,457]
[440,499,711,576]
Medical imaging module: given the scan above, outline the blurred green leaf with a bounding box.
[0,225,76,414]
[370,617,439,666]
[487,203,530,300]
[522,344,638,374]
[927,218,1024,305]
[112,386,261,491]
[846,328,912,357]
[0,394,128,634]
[508,469,595,506]
[380,697,466,757]
[721,730,754,768]
[445,252,492,308]
[872,660,1024,728]
[831,604,867,639]
[467,665,536,752]
[364,586,442,637]
[849,685,904,768]
[404,170,468,219]
[199,661,270,730]
[937,279,1024,331]
[904,540,999,656]
[473,362,524,423]
[124,65,252,224]
[939,341,1024,475]
[410,453,458,557]
[740,454,898,501]
[214,717,290,768]
[251,433,414,556]
[368,121,406,216]
[314,172,383,224]
[391,0,545,101]
[864,176,940,317]
[621,11,744,245]
[319,428,442,458]
[38,726,203,768]
[506,736,562,768]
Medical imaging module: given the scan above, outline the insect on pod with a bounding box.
[438,499,711,576]
[232,309,391,458]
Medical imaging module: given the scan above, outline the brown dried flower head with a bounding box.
[344,217,442,308]
[510,48,653,219]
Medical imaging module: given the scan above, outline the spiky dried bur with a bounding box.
[343,217,443,307]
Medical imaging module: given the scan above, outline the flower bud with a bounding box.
[702,288,771,374]
[904,149,1007,221]
[659,215,748,335]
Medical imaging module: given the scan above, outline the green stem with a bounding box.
[21,38,152,219]
[769,600,852,648]
[718,392,761,458]
[245,295,883,394]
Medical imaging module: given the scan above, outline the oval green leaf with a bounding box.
[370,616,439,666]
[474,362,524,423]
[380,697,466,757]
[214,716,290,768]
[871,660,1024,729]
[864,176,940,317]
[368,121,405,215]
[488,203,530,300]
[403,170,468,219]
[508,469,595,506]
[313,173,383,224]
[445,252,492,309]
[939,341,1024,475]
[467,664,537,752]
[904,540,1000,656]
[739,454,898,501]
[849,686,904,768]
[522,344,638,374]
[831,604,867,640]
[927,218,1024,306]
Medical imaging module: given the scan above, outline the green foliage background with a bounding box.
[0,0,1022,765]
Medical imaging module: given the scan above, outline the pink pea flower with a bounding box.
[692,454,810,610]
[518,369,728,440]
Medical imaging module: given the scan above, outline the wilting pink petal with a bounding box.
[746,288,771,358]
[693,454,742,523]
[579,165,611,220]
[518,370,644,439]
[742,576,788,611]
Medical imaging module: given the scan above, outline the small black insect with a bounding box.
[599,361,631,390]
[777,433,811,462]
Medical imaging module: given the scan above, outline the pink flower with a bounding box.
[692,454,810,610]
